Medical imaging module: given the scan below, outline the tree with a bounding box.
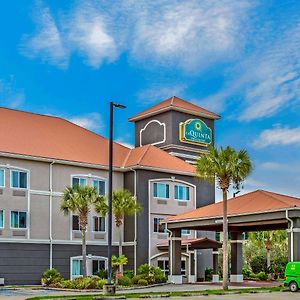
[248,231,287,269]
[61,185,106,277]
[196,146,252,290]
[112,254,128,282]
[96,189,141,274]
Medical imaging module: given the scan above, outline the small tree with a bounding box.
[112,254,128,282]
[61,185,106,277]
[196,146,252,290]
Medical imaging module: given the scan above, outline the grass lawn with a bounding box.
[26,286,287,300]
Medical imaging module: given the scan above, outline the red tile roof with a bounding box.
[168,190,300,222]
[0,107,195,174]
[129,96,220,121]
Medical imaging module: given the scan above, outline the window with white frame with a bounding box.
[0,169,4,187]
[181,229,191,235]
[11,170,28,189]
[71,258,83,276]
[72,215,81,231]
[93,216,105,232]
[10,211,27,229]
[0,210,4,228]
[181,260,186,275]
[93,179,105,195]
[72,177,87,187]
[153,217,166,233]
[92,259,106,274]
[158,259,169,275]
[153,183,169,199]
[174,185,190,201]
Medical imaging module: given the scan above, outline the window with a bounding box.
[93,216,105,232]
[153,183,169,199]
[181,260,186,275]
[158,260,169,275]
[154,217,165,233]
[92,259,106,275]
[11,170,28,189]
[72,177,87,187]
[72,259,83,276]
[10,211,27,229]
[0,210,4,228]
[181,229,190,235]
[0,169,4,187]
[72,215,80,231]
[93,179,105,195]
[174,185,190,201]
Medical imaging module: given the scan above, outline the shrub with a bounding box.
[97,279,108,289]
[205,267,214,281]
[250,255,267,273]
[136,264,167,284]
[123,269,134,279]
[61,277,98,289]
[257,271,268,281]
[118,276,132,286]
[132,275,143,285]
[137,279,148,286]
[138,264,152,275]
[95,269,108,279]
[42,268,62,286]
[242,266,251,278]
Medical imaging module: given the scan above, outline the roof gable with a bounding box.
[129,96,220,121]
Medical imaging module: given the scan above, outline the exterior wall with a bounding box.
[0,243,123,285]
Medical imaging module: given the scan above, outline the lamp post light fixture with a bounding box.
[104,101,126,295]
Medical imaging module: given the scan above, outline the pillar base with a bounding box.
[188,275,196,283]
[103,284,116,295]
[168,275,183,284]
[212,275,220,283]
[230,274,243,283]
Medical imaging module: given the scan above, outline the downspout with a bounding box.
[166,228,173,277]
[130,168,138,274]
[286,209,294,262]
[49,161,55,269]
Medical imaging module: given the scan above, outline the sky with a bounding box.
[0,0,300,199]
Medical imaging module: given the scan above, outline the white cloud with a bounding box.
[131,0,253,71]
[253,125,300,148]
[202,19,300,121]
[22,5,68,67]
[68,112,103,132]
[115,139,134,149]
[0,77,25,109]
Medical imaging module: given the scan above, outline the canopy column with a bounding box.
[230,232,243,283]
[288,217,300,261]
[168,229,182,284]
[212,248,219,282]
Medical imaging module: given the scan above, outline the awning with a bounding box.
[157,237,222,251]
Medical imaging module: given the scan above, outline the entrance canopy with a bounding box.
[157,237,222,251]
[165,190,300,232]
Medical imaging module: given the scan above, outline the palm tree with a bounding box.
[249,230,288,269]
[96,189,141,274]
[61,185,107,277]
[196,146,252,290]
[112,255,128,283]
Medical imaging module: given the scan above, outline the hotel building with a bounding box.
[0,96,220,284]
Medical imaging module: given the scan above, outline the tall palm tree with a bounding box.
[96,189,141,274]
[196,146,252,290]
[61,185,106,277]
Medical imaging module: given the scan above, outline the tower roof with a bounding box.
[129,96,220,122]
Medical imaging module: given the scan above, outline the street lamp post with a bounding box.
[105,101,126,294]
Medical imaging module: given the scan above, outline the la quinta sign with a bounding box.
[179,119,212,146]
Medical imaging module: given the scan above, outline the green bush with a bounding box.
[257,271,268,281]
[137,279,148,286]
[136,264,167,284]
[205,267,214,281]
[94,268,108,279]
[242,266,251,278]
[97,279,108,289]
[250,255,267,273]
[42,268,62,286]
[61,277,99,289]
[132,274,143,285]
[123,269,134,279]
[118,276,132,286]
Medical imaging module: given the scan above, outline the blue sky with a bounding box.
[0,0,300,198]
